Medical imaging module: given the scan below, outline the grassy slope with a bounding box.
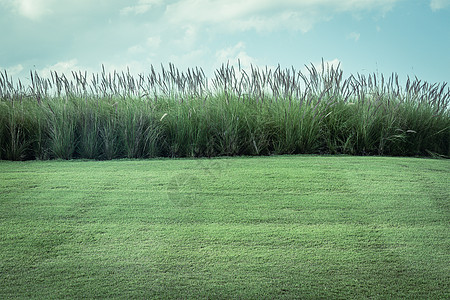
[0,156,448,299]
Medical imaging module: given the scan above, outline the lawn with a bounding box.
[0,156,449,298]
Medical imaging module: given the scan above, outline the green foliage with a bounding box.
[46,98,78,159]
[76,98,101,159]
[0,101,43,160]
[0,63,449,160]
[118,98,161,158]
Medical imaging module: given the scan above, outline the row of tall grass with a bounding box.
[0,61,449,160]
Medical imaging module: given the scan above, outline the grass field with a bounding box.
[0,156,448,298]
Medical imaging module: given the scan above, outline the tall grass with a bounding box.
[0,62,448,160]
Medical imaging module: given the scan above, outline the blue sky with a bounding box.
[1,0,449,85]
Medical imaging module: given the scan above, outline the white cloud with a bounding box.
[171,25,198,49]
[304,58,342,75]
[182,25,197,45]
[127,36,161,55]
[168,48,210,72]
[1,64,24,76]
[323,58,341,71]
[41,59,154,80]
[127,45,145,55]
[120,0,163,15]
[215,42,257,70]
[9,0,54,21]
[430,0,450,11]
[38,59,82,78]
[100,60,151,77]
[146,36,161,48]
[229,11,322,33]
[165,0,399,33]
[1,0,124,20]
[347,32,361,42]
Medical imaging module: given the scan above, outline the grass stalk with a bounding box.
[0,62,448,159]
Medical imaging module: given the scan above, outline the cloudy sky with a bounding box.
[1,0,449,84]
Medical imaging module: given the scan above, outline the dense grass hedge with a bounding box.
[1,63,449,160]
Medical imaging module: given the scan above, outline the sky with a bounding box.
[1,0,450,86]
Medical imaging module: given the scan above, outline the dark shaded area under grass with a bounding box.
[0,156,448,298]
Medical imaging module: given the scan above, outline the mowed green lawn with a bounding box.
[0,156,448,299]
